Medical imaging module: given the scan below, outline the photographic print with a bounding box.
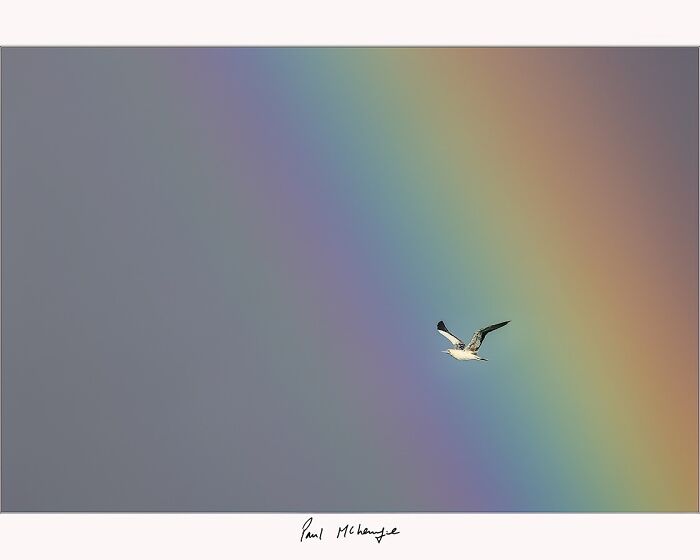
[2,47,698,512]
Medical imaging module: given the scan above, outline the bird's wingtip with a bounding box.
[437,320,447,331]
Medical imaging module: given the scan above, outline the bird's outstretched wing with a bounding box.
[467,321,510,351]
[437,321,464,348]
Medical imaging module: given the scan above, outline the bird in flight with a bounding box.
[437,320,510,361]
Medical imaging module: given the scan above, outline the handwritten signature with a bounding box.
[301,516,400,544]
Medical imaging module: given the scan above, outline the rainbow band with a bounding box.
[157,48,697,511]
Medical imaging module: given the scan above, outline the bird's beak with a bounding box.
[441,350,450,353]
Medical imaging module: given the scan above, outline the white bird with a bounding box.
[437,320,510,361]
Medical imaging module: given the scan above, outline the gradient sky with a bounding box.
[2,48,697,511]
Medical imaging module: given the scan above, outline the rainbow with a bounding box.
[152,48,697,511]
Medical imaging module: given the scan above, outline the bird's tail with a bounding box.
[477,356,488,361]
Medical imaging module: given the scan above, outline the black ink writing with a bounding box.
[337,523,400,544]
[300,517,323,542]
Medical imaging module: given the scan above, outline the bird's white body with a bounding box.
[442,349,484,361]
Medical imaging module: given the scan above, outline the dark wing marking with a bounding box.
[467,321,510,351]
[437,321,464,347]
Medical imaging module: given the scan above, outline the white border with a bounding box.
[0,514,699,559]
[0,0,698,45]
